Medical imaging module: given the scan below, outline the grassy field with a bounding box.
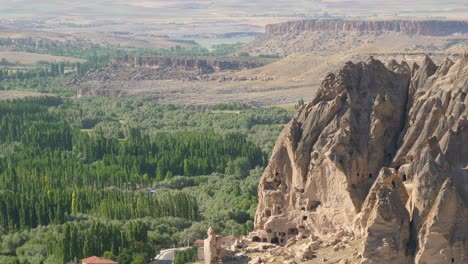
[0,90,48,100]
[0,52,85,65]
[180,36,256,49]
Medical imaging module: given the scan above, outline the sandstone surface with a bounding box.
[265,19,468,36]
[204,227,226,264]
[111,55,264,75]
[250,52,468,263]
[243,19,468,56]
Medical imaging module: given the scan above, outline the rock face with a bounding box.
[415,179,466,264]
[204,228,221,264]
[265,19,468,36]
[204,228,234,264]
[111,55,264,75]
[251,52,468,263]
[356,168,410,264]
[243,19,468,56]
[72,55,268,101]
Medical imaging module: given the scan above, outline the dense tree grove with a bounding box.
[0,189,198,231]
[0,100,265,191]
[0,60,105,83]
[0,77,76,97]
[0,97,291,263]
[173,247,198,264]
[0,38,255,60]
[58,97,291,154]
[51,221,152,263]
[0,34,291,263]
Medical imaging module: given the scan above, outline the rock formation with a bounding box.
[204,228,235,264]
[415,178,466,264]
[251,52,468,263]
[243,19,468,56]
[356,169,410,264]
[204,227,221,264]
[71,55,269,102]
[265,19,468,36]
[111,55,264,75]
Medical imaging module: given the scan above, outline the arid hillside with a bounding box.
[71,50,464,107]
[1,1,467,51]
[243,19,468,56]
[69,18,468,107]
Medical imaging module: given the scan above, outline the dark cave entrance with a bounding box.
[271,237,279,244]
[288,228,299,236]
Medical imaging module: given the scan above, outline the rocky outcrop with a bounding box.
[111,55,264,75]
[243,19,468,56]
[356,168,410,264]
[415,179,466,264]
[251,52,468,263]
[71,55,268,99]
[204,228,223,264]
[265,19,468,36]
[252,57,411,243]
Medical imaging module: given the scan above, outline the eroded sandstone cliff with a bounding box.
[111,55,264,75]
[251,53,467,263]
[243,19,468,56]
[265,19,468,36]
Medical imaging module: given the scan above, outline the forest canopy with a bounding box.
[0,96,292,263]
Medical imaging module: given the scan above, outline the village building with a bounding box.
[81,256,118,264]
